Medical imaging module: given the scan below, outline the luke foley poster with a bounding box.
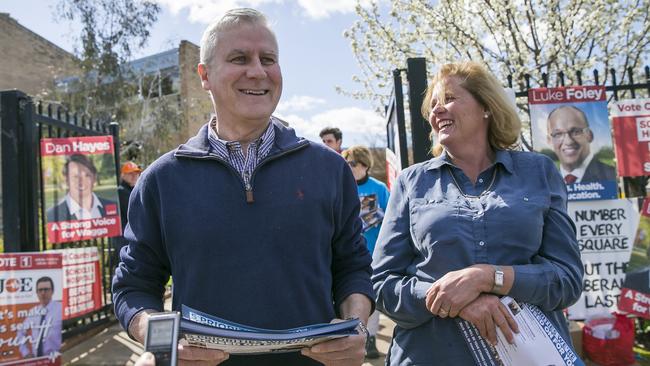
[40,136,121,244]
[529,86,617,201]
[0,252,63,365]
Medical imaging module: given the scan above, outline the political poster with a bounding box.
[567,199,639,320]
[529,86,618,201]
[49,247,103,320]
[40,136,122,244]
[0,252,63,365]
[619,198,650,318]
[611,98,650,177]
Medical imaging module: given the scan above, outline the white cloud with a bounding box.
[295,0,358,19]
[276,107,386,147]
[154,0,282,24]
[153,0,368,23]
[276,95,326,113]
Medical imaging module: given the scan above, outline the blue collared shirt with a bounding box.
[372,149,583,365]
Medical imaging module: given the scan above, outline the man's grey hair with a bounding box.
[200,8,274,66]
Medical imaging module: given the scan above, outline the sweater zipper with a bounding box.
[175,141,308,204]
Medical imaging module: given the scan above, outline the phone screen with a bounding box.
[148,319,175,348]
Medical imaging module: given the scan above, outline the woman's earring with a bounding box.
[484,113,489,119]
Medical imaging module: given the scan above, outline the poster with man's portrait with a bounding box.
[529,86,617,201]
[0,252,63,365]
[41,136,122,244]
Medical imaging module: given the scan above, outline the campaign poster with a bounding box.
[619,198,650,318]
[611,98,650,177]
[0,252,63,365]
[529,86,618,201]
[385,148,400,190]
[49,248,103,320]
[567,199,639,320]
[40,136,121,243]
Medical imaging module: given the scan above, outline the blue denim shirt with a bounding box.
[372,150,583,365]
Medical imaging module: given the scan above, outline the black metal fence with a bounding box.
[388,61,650,196]
[0,90,120,342]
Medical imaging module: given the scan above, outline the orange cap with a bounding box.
[121,161,142,174]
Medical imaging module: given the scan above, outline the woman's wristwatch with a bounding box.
[492,265,504,293]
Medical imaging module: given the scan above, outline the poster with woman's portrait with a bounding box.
[529,86,617,201]
[41,136,122,243]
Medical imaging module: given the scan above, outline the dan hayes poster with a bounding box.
[529,86,617,201]
[41,136,121,243]
[0,252,63,365]
[619,198,650,318]
[611,98,650,177]
[567,199,639,320]
[50,248,103,320]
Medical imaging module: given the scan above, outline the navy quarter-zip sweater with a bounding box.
[112,120,374,365]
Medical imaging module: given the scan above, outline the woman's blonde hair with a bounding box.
[421,61,521,156]
[342,145,373,169]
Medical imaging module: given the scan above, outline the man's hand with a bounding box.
[177,342,229,366]
[458,294,519,345]
[301,329,366,366]
[130,311,229,366]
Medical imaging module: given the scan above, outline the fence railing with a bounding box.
[0,89,121,343]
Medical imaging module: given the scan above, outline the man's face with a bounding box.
[123,172,140,187]
[321,134,342,151]
[547,108,593,171]
[198,22,282,125]
[66,161,96,200]
[36,280,53,306]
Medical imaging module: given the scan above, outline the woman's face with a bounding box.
[428,76,489,152]
[346,159,368,181]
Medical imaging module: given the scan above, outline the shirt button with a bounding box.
[523,197,529,201]
[479,241,485,246]
[478,178,484,183]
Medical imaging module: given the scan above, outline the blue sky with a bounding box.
[2,0,386,147]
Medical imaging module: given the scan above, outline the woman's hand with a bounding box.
[458,294,519,345]
[425,265,492,318]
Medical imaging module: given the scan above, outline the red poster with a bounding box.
[50,248,103,320]
[40,136,122,243]
[611,98,650,177]
[0,253,63,365]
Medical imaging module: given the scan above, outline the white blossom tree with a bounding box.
[344,0,650,112]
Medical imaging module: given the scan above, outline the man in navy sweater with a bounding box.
[112,8,374,366]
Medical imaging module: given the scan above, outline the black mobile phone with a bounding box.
[144,312,180,366]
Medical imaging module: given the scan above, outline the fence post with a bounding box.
[0,91,39,252]
[393,69,410,168]
[406,58,431,164]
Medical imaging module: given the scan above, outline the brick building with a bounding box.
[0,13,81,96]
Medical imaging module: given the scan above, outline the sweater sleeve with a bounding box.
[372,174,434,329]
[112,168,170,332]
[508,156,584,311]
[331,163,375,314]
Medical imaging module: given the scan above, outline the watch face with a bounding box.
[495,271,504,286]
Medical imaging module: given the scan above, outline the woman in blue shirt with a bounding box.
[372,61,583,365]
[343,145,390,359]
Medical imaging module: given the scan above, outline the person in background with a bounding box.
[342,145,389,359]
[17,276,62,359]
[546,105,616,184]
[118,161,142,230]
[372,61,583,364]
[112,8,372,366]
[320,127,343,153]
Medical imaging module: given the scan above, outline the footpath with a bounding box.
[62,312,396,365]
